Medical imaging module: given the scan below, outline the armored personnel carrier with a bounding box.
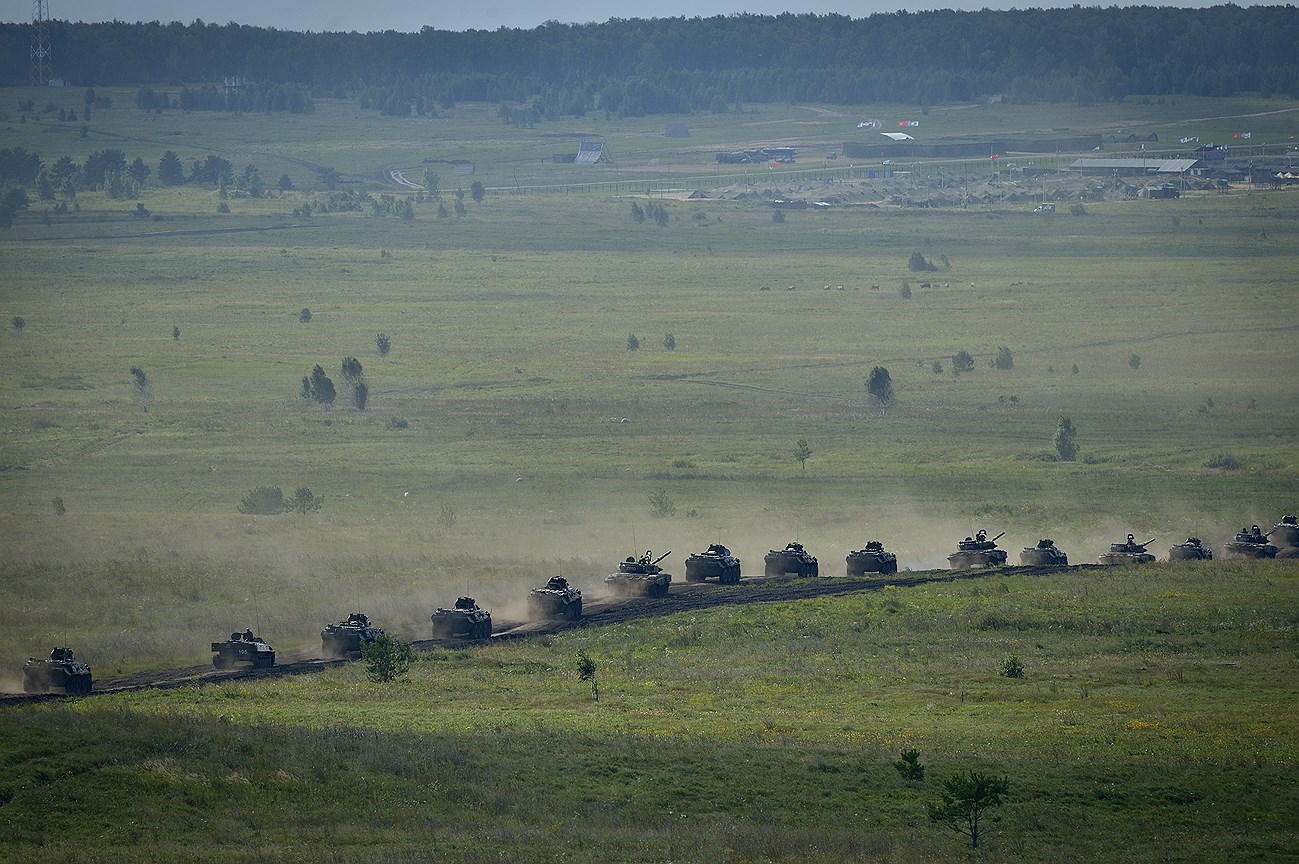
[1223,525,1278,559]
[431,597,493,639]
[605,551,672,597]
[321,612,384,658]
[211,630,276,670]
[947,530,1008,569]
[23,647,92,695]
[1168,537,1213,561]
[764,542,819,577]
[685,544,742,583]
[1097,534,1156,565]
[1269,515,1298,557]
[528,576,584,620]
[1019,538,1068,567]
[845,540,898,575]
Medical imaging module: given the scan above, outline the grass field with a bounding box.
[0,89,1297,861]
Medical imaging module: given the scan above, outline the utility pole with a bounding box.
[30,0,53,86]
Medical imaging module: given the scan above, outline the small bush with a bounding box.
[908,251,938,272]
[626,333,640,351]
[289,487,322,514]
[238,486,287,515]
[952,351,975,372]
[1202,451,1242,470]
[362,634,415,683]
[1001,655,1025,678]
[663,332,676,351]
[993,346,1014,370]
[1128,353,1141,370]
[386,416,409,429]
[299,308,312,323]
[648,487,676,518]
[899,282,912,299]
[932,360,943,375]
[894,748,925,782]
[51,496,65,515]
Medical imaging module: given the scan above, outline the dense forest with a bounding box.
[0,7,1296,117]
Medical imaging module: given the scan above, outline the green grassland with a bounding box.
[0,89,1297,861]
[1,562,1297,862]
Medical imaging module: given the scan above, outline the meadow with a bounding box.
[0,88,1297,860]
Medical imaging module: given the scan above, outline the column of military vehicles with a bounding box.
[16,515,1298,695]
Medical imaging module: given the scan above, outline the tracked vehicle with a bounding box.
[211,630,276,670]
[845,540,898,575]
[1223,525,1278,559]
[764,542,819,577]
[1168,537,1213,561]
[23,647,92,695]
[528,577,584,619]
[431,597,493,639]
[605,551,672,598]
[685,544,742,583]
[947,530,1008,569]
[321,612,384,657]
[1097,534,1157,565]
[1019,538,1068,567]
[1272,515,1299,558]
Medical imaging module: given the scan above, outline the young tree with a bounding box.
[289,487,322,514]
[299,307,312,323]
[303,364,336,407]
[577,649,600,701]
[158,151,184,186]
[470,180,485,203]
[952,351,975,372]
[172,324,180,341]
[648,488,676,518]
[376,333,391,357]
[867,366,894,416]
[793,438,812,471]
[894,748,925,782]
[1128,353,1142,369]
[626,333,640,351]
[353,381,368,411]
[663,332,676,351]
[278,173,294,191]
[361,634,415,683]
[128,156,151,185]
[630,201,645,223]
[1054,415,1079,462]
[994,346,1014,369]
[12,316,24,332]
[927,770,1009,849]
[238,486,287,515]
[423,170,440,198]
[908,251,938,271]
[129,366,152,412]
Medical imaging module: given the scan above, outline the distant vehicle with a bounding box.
[948,530,1008,569]
[1168,537,1213,561]
[1019,538,1068,566]
[211,630,275,670]
[845,540,898,575]
[1223,525,1278,559]
[685,544,742,584]
[528,576,583,620]
[1033,203,1056,213]
[1097,534,1157,566]
[23,647,92,694]
[321,612,384,658]
[431,597,493,639]
[881,160,895,166]
[764,542,819,578]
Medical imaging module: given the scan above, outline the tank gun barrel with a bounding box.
[990,531,1005,543]
[1142,537,1156,548]
[653,550,672,565]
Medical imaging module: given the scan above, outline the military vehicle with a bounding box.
[1269,515,1298,556]
[684,544,742,583]
[431,597,493,639]
[321,612,384,658]
[845,540,898,575]
[947,530,1008,569]
[1168,537,1213,561]
[1223,525,1278,559]
[1019,538,1068,567]
[211,630,276,669]
[764,542,819,577]
[23,647,92,695]
[528,577,584,620]
[1097,534,1157,565]
[605,551,672,597]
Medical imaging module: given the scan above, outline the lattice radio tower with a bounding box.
[30,0,53,86]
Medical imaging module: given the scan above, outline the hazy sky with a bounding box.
[2,0,1256,33]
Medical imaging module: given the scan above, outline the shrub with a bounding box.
[894,748,925,782]
[361,634,415,683]
[932,360,943,374]
[238,486,287,515]
[375,333,391,357]
[1129,353,1141,369]
[626,333,640,351]
[908,251,938,272]
[993,346,1014,369]
[12,315,24,332]
[289,487,322,514]
[952,351,975,372]
[1202,451,1242,470]
[663,332,676,351]
[648,488,676,518]
[1001,655,1025,678]
[899,282,912,299]
[386,416,409,429]
[51,496,65,515]
[1054,416,1079,462]
[299,307,312,323]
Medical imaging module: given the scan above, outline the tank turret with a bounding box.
[606,551,673,597]
[1020,538,1068,567]
[1223,525,1278,559]
[948,530,1008,568]
[1098,534,1156,565]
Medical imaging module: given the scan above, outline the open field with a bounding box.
[0,91,1297,860]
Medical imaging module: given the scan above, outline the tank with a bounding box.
[605,551,672,597]
[764,542,819,577]
[23,647,92,695]
[947,530,1008,569]
[431,596,493,639]
[211,630,276,670]
[321,612,384,658]
[845,540,898,575]
[528,576,584,620]
[1168,537,1213,561]
[1019,538,1068,567]
[1269,515,1298,556]
[1223,525,1278,559]
[1097,534,1157,565]
[684,544,742,583]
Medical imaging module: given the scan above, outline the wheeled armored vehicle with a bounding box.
[211,630,276,669]
[23,647,92,695]
[1019,538,1068,567]
[1168,537,1213,561]
[431,597,493,639]
[321,612,384,658]
[1097,534,1156,565]
[528,577,584,619]
[1223,525,1278,559]
[845,540,898,575]
[764,542,819,577]
[948,530,1008,569]
[1270,515,1298,552]
[685,544,742,583]
[605,551,672,598]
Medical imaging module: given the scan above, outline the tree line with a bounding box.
[0,6,1295,116]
